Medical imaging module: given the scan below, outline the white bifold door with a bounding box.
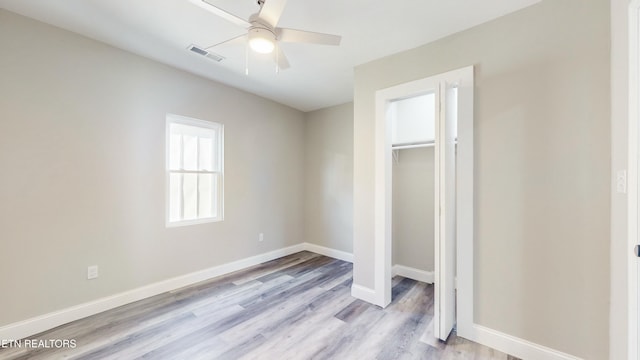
[433,82,458,341]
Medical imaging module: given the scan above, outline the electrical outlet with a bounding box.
[87,265,98,280]
[617,170,627,194]
[258,233,264,242]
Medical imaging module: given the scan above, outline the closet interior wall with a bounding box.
[392,146,435,274]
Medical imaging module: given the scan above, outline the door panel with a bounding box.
[434,82,457,340]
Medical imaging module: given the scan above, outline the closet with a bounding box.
[390,93,437,281]
[373,66,471,341]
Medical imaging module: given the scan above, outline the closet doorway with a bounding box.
[373,66,474,341]
[391,92,437,290]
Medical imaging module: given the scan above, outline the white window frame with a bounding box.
[166,114,224,227]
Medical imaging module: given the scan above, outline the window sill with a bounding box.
[166,217,223,228]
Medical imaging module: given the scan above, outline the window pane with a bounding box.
[183,135,198,171]
[169,134,182,170]
[212,174,218,218]
[211,133,219,171]
[183,173,198,220]
[169,173,182,222]
[199,137,213,171]
[450,87,458,139]
[199,174,213,218]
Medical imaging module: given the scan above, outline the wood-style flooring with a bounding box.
[0,251,519,359]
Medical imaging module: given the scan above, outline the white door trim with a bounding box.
[371,66,474,335]
[373,75,438,307]
[455,67,475,336]
[629,2,640,359]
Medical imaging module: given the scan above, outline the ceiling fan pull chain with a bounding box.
[245,40,249,76]
[275,43,280,74]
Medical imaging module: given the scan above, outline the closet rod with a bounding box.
[392,142,434,150]
[391,138,459,151]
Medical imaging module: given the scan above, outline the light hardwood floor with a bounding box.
[0,251,519,359]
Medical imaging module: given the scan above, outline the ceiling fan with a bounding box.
[190,0,342,71]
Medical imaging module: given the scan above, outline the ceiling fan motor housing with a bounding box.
[248,26,277,54]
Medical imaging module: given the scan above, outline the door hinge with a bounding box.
[635,245,640,257]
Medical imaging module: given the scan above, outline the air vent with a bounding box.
[205,52,224,62]
[189,44,208,56]
[187,44,225,62]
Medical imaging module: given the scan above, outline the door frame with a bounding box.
[372,66,474,335]
[629,1,640,358]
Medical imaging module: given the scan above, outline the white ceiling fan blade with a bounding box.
[205,34,247,50]
[276,28,341,46]
[258,0,288,28]
[190,0,251,29]
[275,45,290,70]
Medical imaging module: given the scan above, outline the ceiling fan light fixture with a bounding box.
[248,27,276,54]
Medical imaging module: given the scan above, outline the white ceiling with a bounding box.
[0,0,539,112]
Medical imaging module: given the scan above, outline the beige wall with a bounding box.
[0,10,305,327]
[353,1,610,358]
[304,103,353,253]
[392,147,434,272]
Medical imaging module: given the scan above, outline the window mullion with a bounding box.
[196,135,201,170]
[196,173,201,218]
[196,136,200,218]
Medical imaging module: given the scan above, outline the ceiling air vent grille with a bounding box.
[188,44,224,62]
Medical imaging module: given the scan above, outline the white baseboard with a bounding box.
[392,265,434,284]
[0,243,306,342]
[303,243,353,263]
[467,324,583,360]
[350,284,379,305]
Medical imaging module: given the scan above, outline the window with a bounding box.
[166,114,223,226]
